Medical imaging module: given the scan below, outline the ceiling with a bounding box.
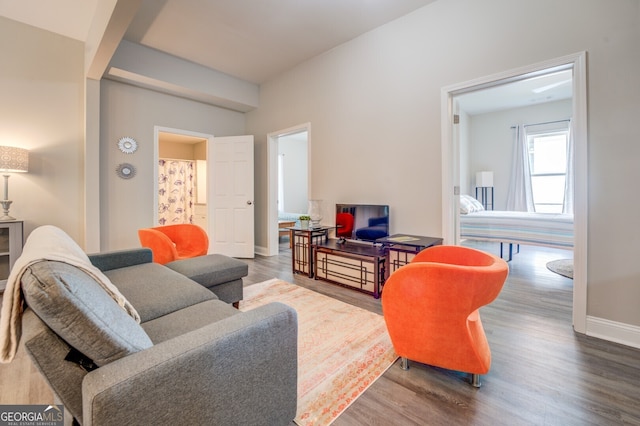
[125,0,440,84]
[456,69,573,115]
[0,0,99,42]
[0,0,571,111]
[0,0,438,85]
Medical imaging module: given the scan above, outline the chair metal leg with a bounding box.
[400,357,409,370]
[471,373,481,388]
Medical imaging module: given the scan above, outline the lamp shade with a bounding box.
[0,146,29,172]
[476,171,493,187]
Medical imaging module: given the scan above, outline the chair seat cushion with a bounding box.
[21,261,153,366]
[166,254,248,289]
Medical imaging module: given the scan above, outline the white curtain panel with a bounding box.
[506,125,535,212]
[563,120,575,215]
[158,159,195,225]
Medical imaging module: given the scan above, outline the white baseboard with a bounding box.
[586,315,640,349]
[254,245,269,256]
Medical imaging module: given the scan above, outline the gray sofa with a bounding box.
[20,248,298,426]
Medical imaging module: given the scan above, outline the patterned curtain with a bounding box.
[158,159,195,225]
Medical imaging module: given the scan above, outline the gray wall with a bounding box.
[99,80,246,250]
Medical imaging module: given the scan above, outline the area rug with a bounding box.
[240,279,398,426]
[546,259,573,279]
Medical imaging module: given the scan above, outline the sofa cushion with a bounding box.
[142,299,240,344]
[103,263,218,323]
[21,261,153,366]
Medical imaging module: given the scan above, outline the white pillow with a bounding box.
[460,195,485,214]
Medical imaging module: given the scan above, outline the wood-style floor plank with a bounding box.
[2,240,640,426]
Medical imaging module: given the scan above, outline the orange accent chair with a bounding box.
[381,245,508,387]
[335,212,354,239]
[138,224,209,265]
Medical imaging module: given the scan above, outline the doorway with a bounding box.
[154,127,211,232]
[154,128,256,258]
[441,52,588,333]
[267,123,311,256]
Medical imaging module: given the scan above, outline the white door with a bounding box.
[209,135,255,258]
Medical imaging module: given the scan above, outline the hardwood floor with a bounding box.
[2,240,640,425]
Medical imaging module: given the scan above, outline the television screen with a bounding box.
[335,204,390,242]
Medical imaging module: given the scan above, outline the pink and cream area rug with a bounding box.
[240,279,398,426]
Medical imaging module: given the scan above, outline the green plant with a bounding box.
[299,215,311,220]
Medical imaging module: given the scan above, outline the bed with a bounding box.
[459,195,573,260]
[278,212,303,237]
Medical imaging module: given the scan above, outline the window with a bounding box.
[527,131,568,213]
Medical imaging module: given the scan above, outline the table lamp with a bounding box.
[308,199,323,228]
[0,146,29,221]
[476,171,494,187]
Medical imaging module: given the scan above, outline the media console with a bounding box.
[311,234,443,299]
[313,240,386,299]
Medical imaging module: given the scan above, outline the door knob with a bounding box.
[247,200,253,205]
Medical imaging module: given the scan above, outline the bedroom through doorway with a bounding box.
[441,52,588,333]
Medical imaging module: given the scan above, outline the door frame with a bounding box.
[266,122,311,256]
[440,52,588,333]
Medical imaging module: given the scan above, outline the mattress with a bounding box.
[460,211,574,249]
[278,212,303,221]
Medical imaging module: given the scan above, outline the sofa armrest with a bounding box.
[88,248,153,271]
[82,302,298,426]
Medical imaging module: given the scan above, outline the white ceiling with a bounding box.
[0,0,99,41]
[456,69,573,115]
[125,0,438,84]
[0,0,571,111]
[0,0,438,84]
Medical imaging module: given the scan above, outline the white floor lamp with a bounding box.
[0,146,29,221]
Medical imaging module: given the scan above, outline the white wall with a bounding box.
[0,17,85,244]
[99,80,246,250]
[465,99,573,210]
[279,133,308,214]
[246,0,640,328]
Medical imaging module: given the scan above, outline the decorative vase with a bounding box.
[308,199,323,228]
[300,220,309,229]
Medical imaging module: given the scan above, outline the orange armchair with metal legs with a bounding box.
[138,224,209,265]
[381,245,508,387]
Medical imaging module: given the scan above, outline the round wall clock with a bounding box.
[116,163,136,179]
[118,137,138,154]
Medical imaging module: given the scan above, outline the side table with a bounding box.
[289,225,332,277]
[376,234,443,274]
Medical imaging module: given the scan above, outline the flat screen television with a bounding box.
[335,203,390,242]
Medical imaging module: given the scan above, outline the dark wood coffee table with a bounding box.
[313,240,386,298]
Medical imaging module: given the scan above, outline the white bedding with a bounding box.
[278,212,303,222]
